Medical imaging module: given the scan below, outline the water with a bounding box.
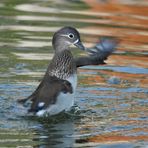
[0,0,148,147]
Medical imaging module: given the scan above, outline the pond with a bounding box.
[0,0,148,147]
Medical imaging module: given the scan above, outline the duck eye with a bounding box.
[68,33,74,39]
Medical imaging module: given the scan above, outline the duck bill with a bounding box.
[74,39,85,50]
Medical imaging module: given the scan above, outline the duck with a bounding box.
[18,26,118,117]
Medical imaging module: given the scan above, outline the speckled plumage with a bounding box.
[48,50,76,79]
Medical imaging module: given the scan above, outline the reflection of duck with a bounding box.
[36,119,75,148]
[18,26,118,117]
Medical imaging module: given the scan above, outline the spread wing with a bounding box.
[75,37,119,67]
[18,74,72,113]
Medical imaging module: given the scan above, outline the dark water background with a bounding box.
[0,0,148,147]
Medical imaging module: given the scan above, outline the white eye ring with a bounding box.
[68,33,74,39]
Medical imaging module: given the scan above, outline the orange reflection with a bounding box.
[83,0,148,16]
[87,134,148,143]
[79,65,147,88]
[82,0,148,54]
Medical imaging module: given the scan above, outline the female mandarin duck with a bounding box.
[18,26,118,116]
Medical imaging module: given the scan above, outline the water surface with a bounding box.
[0,0,148,147]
